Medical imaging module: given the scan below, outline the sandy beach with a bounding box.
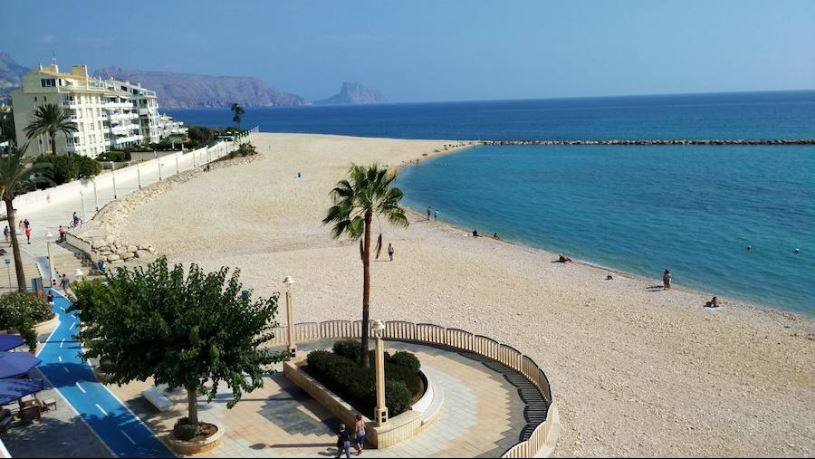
[102,133,814,457]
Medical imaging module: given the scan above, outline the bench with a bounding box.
[143,387,172,412]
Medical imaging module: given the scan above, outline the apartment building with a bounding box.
[11,64,186,157]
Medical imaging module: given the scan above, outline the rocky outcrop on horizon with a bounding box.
[93,67,307,109]
[315,81,386,105]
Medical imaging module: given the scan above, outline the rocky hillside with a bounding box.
[315,81,386,105]
[93,67,307,109]
[0,53,29,102]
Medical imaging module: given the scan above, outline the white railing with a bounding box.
[267,319,559,457]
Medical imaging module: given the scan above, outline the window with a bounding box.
[40,78,56,87]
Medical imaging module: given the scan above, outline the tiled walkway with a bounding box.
[109,342,531,457]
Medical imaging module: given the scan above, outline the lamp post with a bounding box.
[283,276,296,357]
[372,319,388,425]
[46,233,55,284]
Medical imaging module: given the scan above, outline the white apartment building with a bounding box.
[11,64,186,157]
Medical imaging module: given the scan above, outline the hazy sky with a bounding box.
[2,0,813,102]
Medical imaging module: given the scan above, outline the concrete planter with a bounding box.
[166,421,224,456]
[284,359,441,449]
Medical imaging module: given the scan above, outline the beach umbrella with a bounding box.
[0,352,41,379]
[0,335,25,352]
[0,378,45,405]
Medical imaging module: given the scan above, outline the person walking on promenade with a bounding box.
[663,269,672,289]
[388,243,394,262]
[60,273,70,291]
[3,226,8,245]
[23,219,30,230]
[58,225,67,243]
[335,424,351,458]
[24,225,32,245]
[354,414,367,455]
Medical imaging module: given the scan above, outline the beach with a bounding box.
[103,133,814,457]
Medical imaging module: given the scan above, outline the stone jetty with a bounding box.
[480,139,815,146]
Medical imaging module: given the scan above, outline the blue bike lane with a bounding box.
[37,289,175,458]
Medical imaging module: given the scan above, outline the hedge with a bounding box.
[306,344,422,417]
[0,293,54,351]
[34,154,101,185]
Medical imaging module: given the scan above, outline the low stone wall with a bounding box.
[284,360,425,449]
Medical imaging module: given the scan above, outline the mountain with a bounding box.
[93,67,307,109]
[315,82,386,105]
[0,53,29,102]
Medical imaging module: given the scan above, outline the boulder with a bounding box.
[107,254,121,262]
[135,250,151,259]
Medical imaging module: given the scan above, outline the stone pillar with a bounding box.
[283,276,296,357]
[373,320,388,425]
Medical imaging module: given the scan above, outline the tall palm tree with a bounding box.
[323,164,408,368]
[0,142,51,291]
[23,103,77,156]
[231,103,245,129]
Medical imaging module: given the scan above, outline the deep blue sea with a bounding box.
[167,91,815,314]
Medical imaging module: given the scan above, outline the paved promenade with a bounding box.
[109,342,531,458]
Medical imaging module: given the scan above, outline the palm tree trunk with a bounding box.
[50,130,57,155]
[360,209,372,368]
[4,199,26,292]
[186,385,199,426]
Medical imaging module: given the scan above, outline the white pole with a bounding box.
[158,159,162,181]
[175,153,180,175]
[93,178,99,211]
[112,171,118,199]
[46,241,55,283]
[80,191,87,223]
[137,163,142,189]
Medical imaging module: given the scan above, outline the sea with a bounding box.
[167,91,815,315]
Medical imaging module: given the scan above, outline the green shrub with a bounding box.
[96,151,130,162]
[333,339,363,362]
[173,418,200,441]
[0,293,54,351]
[390,351,420,372]
[34,154,101,185]
[306,345,423,416]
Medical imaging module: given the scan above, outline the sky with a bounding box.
[2,0,813,102]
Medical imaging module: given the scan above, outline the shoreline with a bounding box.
[102,132,814,457]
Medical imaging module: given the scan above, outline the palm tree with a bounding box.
[231,103,245,129]
[0,142,51,291]
[323,164,408,367]
[23,103,77,156]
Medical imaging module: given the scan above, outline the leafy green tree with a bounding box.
[323,164,408,368]
[22,103,78,155]
[34,154,101,185]
[0,292,54,351]
[230,103,245,128]
[0,108,14,143]
[67,278,111,325]
[75,257,287,437]
[0,142,51,291]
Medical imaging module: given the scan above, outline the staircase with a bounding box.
[48,243,93,286]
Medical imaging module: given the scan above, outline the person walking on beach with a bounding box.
[426,206,432,220]
[335,424,351,458]
[24,225,32,245]
[3,226,8,245]
[354,414,367,455]
[663,269,672,289]
[434,209,439,220]
[388,243,394,262]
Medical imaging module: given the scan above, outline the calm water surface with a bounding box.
[168,91,815,314]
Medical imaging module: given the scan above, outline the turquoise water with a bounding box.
[399,145,815,315]
[168,91,815,314]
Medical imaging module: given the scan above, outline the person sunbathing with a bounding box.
[705,296,721,308]
[557,254,573,263]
